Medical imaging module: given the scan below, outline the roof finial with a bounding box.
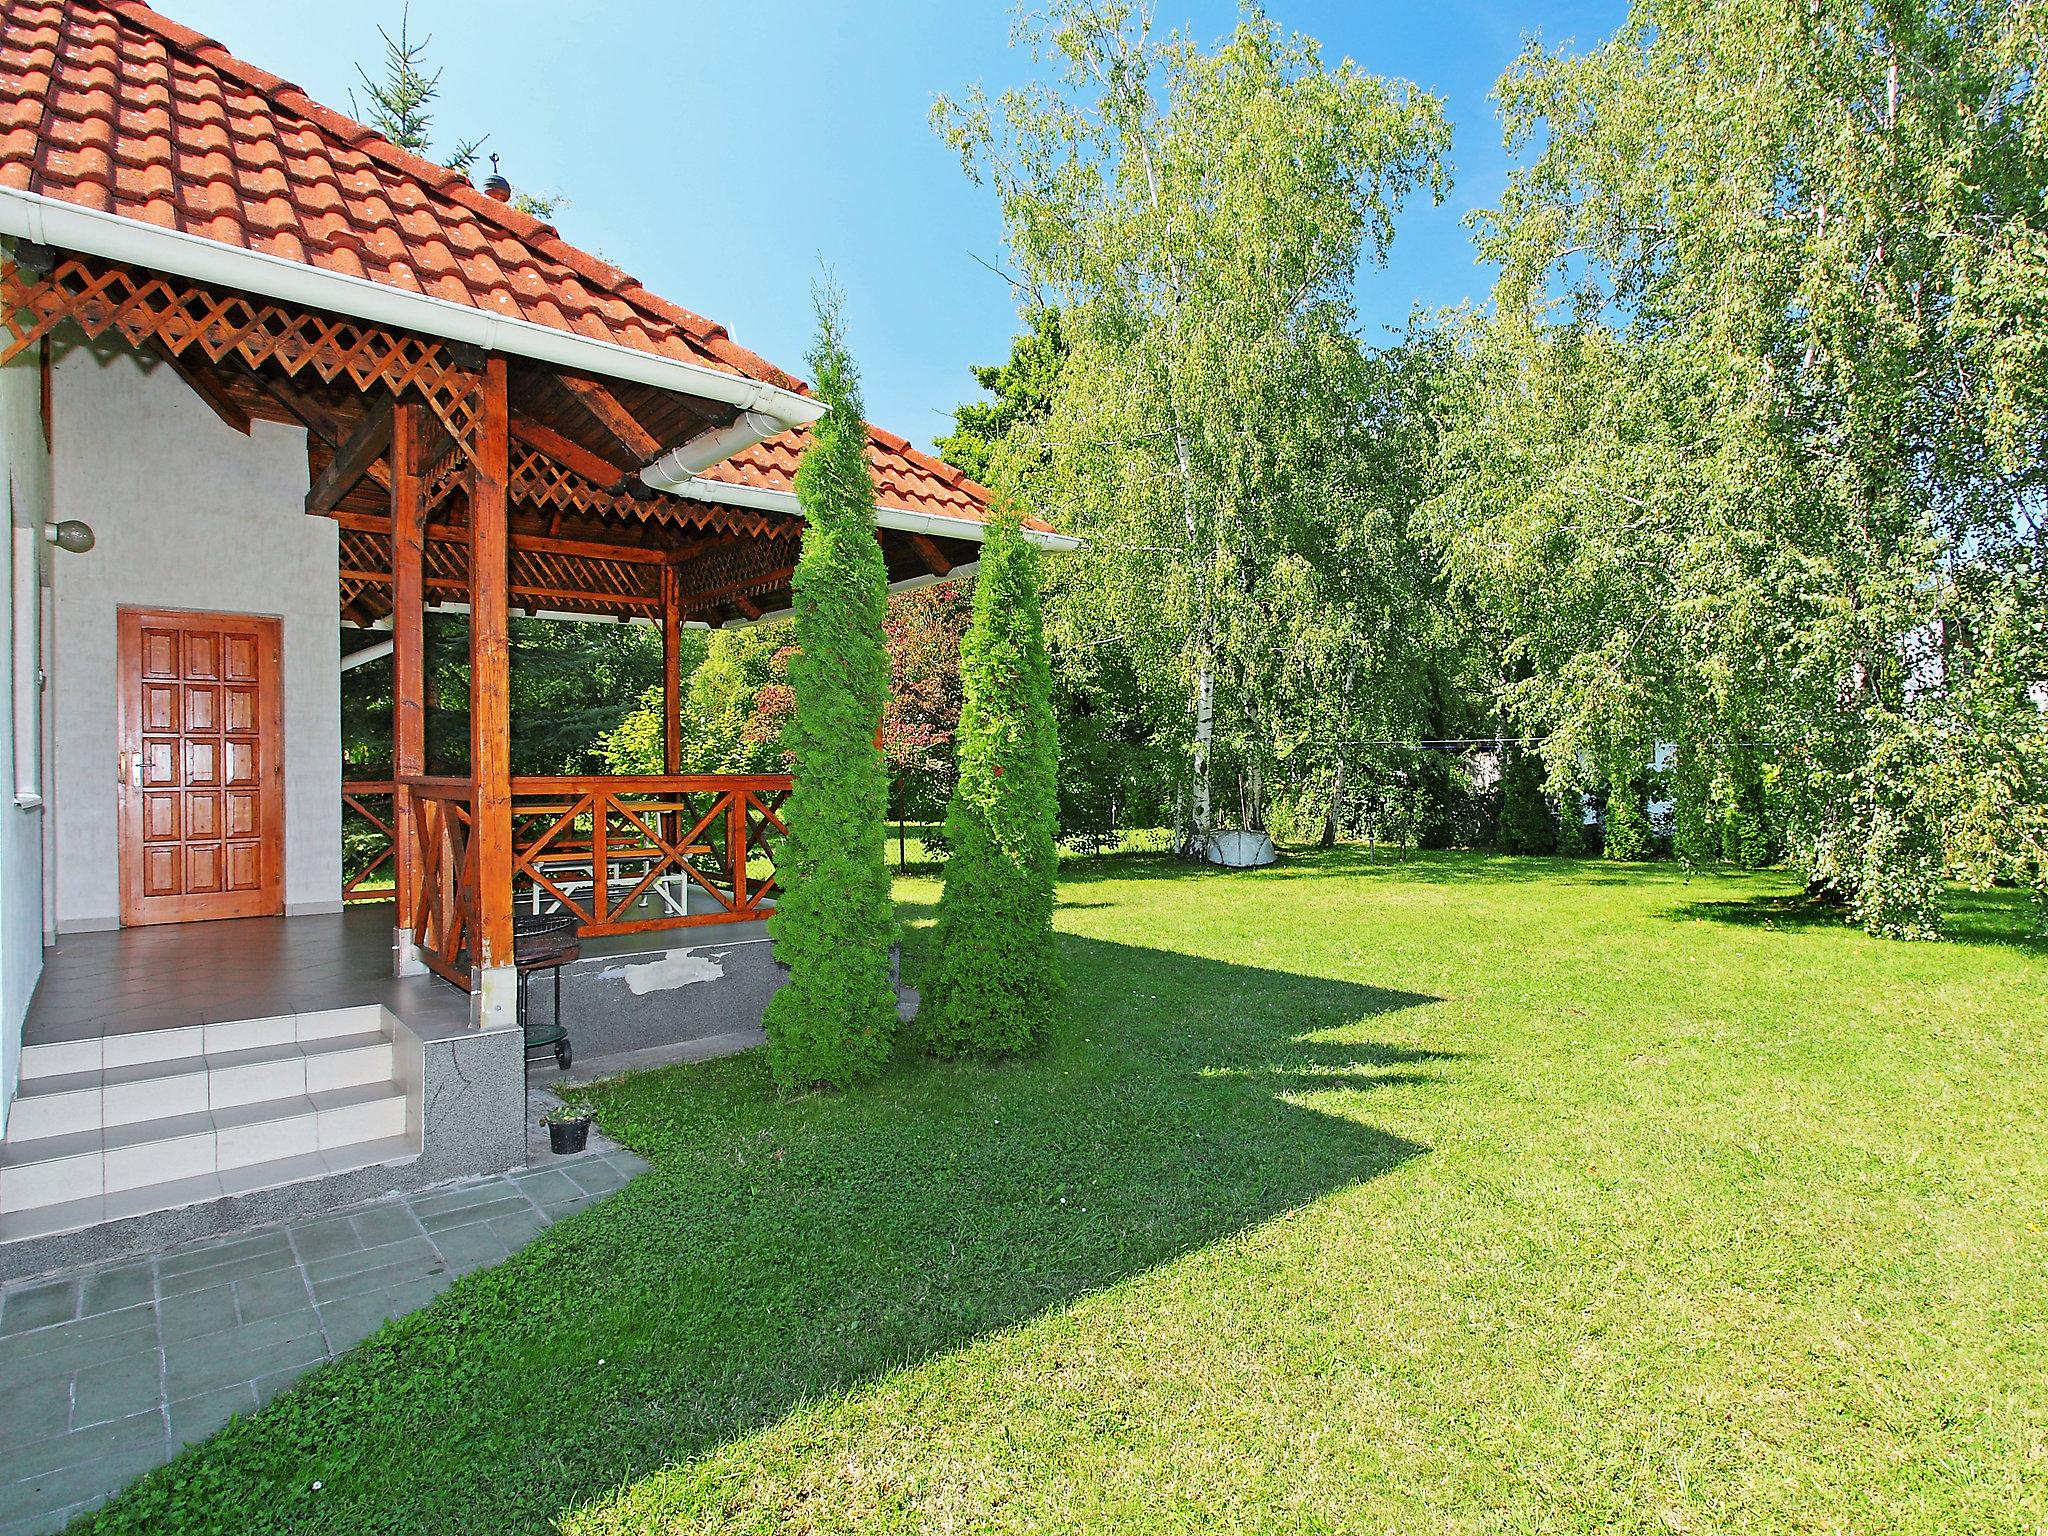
[483,153,512,203]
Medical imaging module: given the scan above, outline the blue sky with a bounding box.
[172,1,1626,450]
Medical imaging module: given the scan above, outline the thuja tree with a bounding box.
[760,298,898,1090]
[1602,754,1654,862]
[1496,747,1556,854]
[917,509,1063,1057]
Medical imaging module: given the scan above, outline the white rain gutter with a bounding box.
[645,471,1084,554]
[0,188,824,461]
[340,638,394,672]
[638,409,790,486]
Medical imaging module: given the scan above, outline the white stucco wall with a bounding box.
[0,318,53,1129]
[48,337,340,931]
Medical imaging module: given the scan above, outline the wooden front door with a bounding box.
[117,608,286,926]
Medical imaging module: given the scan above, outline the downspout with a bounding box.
[639,411,792,487]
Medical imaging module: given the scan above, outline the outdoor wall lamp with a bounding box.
[44,519,94,554]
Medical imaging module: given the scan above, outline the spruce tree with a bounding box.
[761,297,898,1089]
[917,508,1063,1057]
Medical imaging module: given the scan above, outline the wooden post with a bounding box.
[728,789,749,911]
[390,401,427,976]
[660,562,682,852]
[469,357,517,1026]
[660,563,682,776]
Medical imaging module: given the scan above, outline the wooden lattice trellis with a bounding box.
[6,254,817,621]
[671,538,800,616]
[506,446,790,540]
[424,448,468,516]
[2,255,486,465]
[338,523,663,617]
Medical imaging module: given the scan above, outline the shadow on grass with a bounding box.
[1667,883,2045,951]
[81,939,1444,1536]
[1049,843,1722,890]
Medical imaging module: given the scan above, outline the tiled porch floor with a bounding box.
[0,1142,648,1534]
[25,907,468,1046]
[25,903,709,1045]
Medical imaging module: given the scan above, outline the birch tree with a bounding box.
[1429,0,2048,934]
[937,3,1448,849]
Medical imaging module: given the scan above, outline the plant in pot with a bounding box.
[542,1101,594,1155]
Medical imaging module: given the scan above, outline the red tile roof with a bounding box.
[0,0,1033,538]
[0,0,806,387]
[703,423,1052,535]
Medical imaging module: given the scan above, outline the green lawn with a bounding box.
[81,850,2047,1534]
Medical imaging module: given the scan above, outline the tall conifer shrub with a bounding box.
[1601,754,1654,862]
[1552,770,1589,856]
[1671,737,1717,865]
[1719,746,1773,868]
[917,509,1063,1057]
[1495,747,1557,854]
[761,298,898,1089]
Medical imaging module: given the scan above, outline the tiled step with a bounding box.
[0,1005,419,1236]
[16,1005,384,1081]
[0,1134,420,1245]
[7,1031,394,1141]
[0,1083,410,1215]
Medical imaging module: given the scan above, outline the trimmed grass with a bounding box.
[77,850,2047,1534]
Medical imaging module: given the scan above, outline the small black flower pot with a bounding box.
[547,1116,592,1155]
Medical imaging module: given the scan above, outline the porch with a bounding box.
[0,238,967,1269]
[0,171,999,1277]
[0,892,801,1273]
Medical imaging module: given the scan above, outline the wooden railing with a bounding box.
[406,776,480,988]
[511,775,789,937]
[396,773,790,989]
[340,780,397,903]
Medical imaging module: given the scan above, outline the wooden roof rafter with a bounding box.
[558,372,662,460]
[147,341,251,434]
[305,395,394,514]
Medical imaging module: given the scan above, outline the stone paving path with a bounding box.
[0,1145,648,1534]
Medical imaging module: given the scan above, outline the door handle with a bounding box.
[118,751,140,788]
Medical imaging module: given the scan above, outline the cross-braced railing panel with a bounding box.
[510,775,789,938]
[405,778,479,988]
[396,773,789,992]
[341,780,397,903]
